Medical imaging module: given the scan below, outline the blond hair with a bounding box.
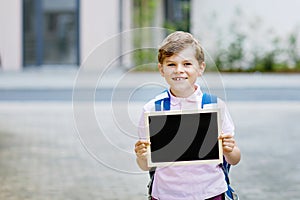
[158,31,205,64]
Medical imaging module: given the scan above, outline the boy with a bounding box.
[134,31,241,200]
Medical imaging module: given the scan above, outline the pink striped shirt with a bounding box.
[138,85,234,200]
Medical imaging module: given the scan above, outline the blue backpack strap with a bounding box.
[147,168,156,198]
[154,90,170,111]
[201,92,217,108]
[156,91,217,110]
[222,158,239,199]
[155,99,163,111]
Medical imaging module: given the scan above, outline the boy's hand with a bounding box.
[219,133,236,154]
[134,140,150,161]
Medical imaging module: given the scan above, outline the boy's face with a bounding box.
[158,46,205,98]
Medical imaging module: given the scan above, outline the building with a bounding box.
[1,0,298,71]
[1,0,191,71]
[0,0,134,71]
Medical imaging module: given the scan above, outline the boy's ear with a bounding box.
[158,63,164,77]
[198,62,206,76]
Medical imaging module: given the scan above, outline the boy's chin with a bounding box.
[171,81,195,88]
[170,84,195,94]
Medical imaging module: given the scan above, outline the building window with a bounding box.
[164,0,190,32]
[23,0,80,66]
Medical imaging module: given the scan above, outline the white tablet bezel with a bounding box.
[144,108,223,167]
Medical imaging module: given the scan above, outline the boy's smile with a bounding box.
[172,77,188,81]
[158,46,205,98]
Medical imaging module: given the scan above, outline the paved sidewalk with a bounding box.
[0,101,300,200]
[1,68,300,90]
[0,102,148,200]
[0,69,300,199]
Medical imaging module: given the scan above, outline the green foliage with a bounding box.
[132,48,158,71]
[213,20,300,73]
[132,3,300,73]
[163,1,190,33]
[133,0,158,70]
[132,0,191,71]
[133,0,157,27]
[164,21,188,34]
[287,31,300,70]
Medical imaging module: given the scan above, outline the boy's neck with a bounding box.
[170,85,197,98]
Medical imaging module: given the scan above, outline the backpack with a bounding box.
[147,90,239,200]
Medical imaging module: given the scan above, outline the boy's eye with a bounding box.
[167,63,176,67]
[184,63,192,66]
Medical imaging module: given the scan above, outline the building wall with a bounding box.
[80,0,133,69]
[81,0,119,65]
[191,0,300,59]
[0,0,133,71]
[0,0,22,71]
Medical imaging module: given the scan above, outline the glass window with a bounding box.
[23,0,79,66]
[23,0,37,65]
[164,0,190,32]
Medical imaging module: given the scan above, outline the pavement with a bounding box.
[1,67,300,90]
[0,68,300,199]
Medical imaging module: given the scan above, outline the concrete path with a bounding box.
[0,69,300,199]
[0,101,299,200]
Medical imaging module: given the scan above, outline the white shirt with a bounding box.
[138,84,235,200]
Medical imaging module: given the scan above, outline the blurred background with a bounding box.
[0,0,299,72]
[0,0,300,199]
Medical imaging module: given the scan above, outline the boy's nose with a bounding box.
[175,64,184,73]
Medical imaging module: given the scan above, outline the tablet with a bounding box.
[144,109,222,167]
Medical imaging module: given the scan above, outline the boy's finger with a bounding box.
[219,133,232,139]
[135,140,150,147]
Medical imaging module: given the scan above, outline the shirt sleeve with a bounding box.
[137,108,147,140]
[218,99,235,135]
[137,99,156,140]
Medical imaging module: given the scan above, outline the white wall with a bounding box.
[191,0,300,58]
[0,0,133,71]
[80,0,127,68]
[0,0,22,71]
[0,0,162,71]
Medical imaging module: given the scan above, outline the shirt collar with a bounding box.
[169,84,202,105]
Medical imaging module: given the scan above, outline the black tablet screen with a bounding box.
[148,112,219,163]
